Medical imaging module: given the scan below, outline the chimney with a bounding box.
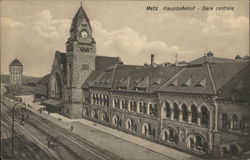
[235,55,241,60]
[207,51,213,57]
[175,54,178,66]
[151,54,154,66]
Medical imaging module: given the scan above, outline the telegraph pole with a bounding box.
[11,102,19,154]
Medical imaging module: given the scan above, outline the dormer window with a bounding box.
[181,78,191,87]
[135,87,146,92]
[169,79,178,86]
[135,77,148,92]
[195,78,206,87]
[118,76,130,91]
[154,78,161,85]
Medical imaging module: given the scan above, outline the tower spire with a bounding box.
[81,1,82,7]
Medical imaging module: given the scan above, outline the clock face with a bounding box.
[81,30,88,39]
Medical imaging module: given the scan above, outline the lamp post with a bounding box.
[11,101,21,154]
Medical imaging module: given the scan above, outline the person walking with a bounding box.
[70,125,73,131]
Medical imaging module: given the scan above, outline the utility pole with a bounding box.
[11,102,19,154]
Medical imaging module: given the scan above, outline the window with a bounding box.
[201,106,209,126]
[232,114,239,130]
[182,104,189,122]
[165,102,171,118]
[173,103,179,120]
[222,113,228,129]
[114,99,120,108]
[101,112,108,122]
[149,104,157,116]
[126,119,137,131]
[139,102,147,114]
[82,107,88,116]
[129,100,137,112]
[121,99,128,110]
[229,144,239,157]
[92,110,98,119]
[188,135,208,153]
[240,117,248,132]
[112,115,121,127]
[142,123,155,137]
[191,105,198,124]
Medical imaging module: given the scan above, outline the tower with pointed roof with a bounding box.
[65,4,96,118]
[9,58,23,88]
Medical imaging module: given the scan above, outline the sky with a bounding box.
[1,0,249,77]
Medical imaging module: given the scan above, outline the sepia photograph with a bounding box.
[1,0,249,160]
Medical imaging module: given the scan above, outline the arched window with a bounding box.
[142,123,148,135]
[240,117,248,132]
[82,107,88,116]
[182,104,188,122]
[106,95,109,106]
[201,106,209,126]
[191,105,198,124]
[229,144,239,157]
[92,110,98,119]
[139,102,146,114]
[165,102,171,118]
[112,115,119,126]
[129,100,137,112]
[149,103,158,116]
[232,114,239,130]
[114,99,120,108]
[121,99,126,110]
[101,112,108,122]
[222,113,228,129]
[188,134,208,153]
[173,103,180,120]
[126,119,131,130]
[143,102,147,114]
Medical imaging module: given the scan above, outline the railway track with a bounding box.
[1,99,123,160]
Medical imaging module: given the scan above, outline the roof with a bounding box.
[158,65,215,94]
[37,74,50,85]
[83,58,249,100]
[189,51,235,65]
[95,56,122,71]
[83,64,182,93]
[54,51,67,83]
[9,59,23,66]
[70,5,92,32]
[158,61,250,95]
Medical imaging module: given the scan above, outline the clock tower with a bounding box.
[65,4,96,118]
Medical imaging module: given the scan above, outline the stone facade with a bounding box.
[44,4,250,159]
[9,59,23,92]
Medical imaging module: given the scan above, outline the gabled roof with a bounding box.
[217,62,250,103]
[96,56,122,71]
[37,74,50,85]
[189,52,235,65]
[53,51,67,83]
[158,64,215,94]
[182,78,191,87]
[81,52,249,100]
[9,58,23,66]
[136,77,149,88]
[119,76,131,87]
